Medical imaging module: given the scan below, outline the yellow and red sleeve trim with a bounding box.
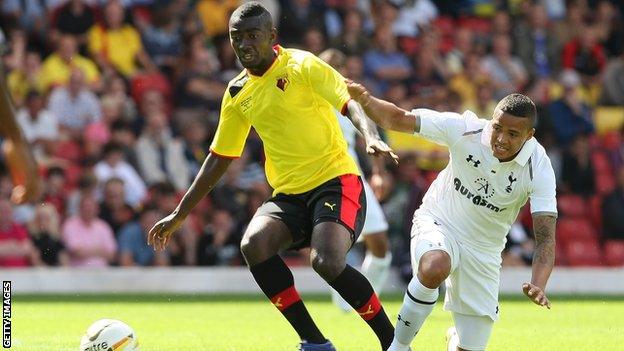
[209,149,240,160]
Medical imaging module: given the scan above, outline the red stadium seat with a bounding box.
[596,172,616,195]
[564,240,603,266]
[588,195,603,230]
[555,241,567,266]
[604,240,624,266]
[591,151,613,174]
[457,17,492,34]
[432,16,456,37]
[557,194,587,218]
[601,131,622,151]
[557,218,598,245]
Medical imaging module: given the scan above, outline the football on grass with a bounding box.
[80,319,139,351]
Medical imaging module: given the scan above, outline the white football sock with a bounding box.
[361,251,392,294]
[447,327,459,351]
[390,276,439,349]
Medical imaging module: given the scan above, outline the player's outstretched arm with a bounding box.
[0,65,41,204]
[523,214,557,309]
[345,79,420,134]
[148,153,232,251]
[345,99,399,164]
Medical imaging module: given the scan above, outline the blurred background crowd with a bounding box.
[0,0,623,273]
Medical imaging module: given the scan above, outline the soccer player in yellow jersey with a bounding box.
[149,2,397,350]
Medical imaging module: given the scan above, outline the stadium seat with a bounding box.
[601,131,622,151]
[594,106,624,136]
[555,241,567,266]
[588,195,603,231]
[557,218,598,245]
[53,140,83,163]
[604,240,624,266]
[595,172,616,195]
[564,240,603,266]
[557,194,587,218]
[591,151,613,174]
[457,17,492,35]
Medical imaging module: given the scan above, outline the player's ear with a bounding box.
[270,27,277,43]
[527,127,535,140]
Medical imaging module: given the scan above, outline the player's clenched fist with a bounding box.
[345,79,371,106]
[522,282,551,309]
[148,213,184,251]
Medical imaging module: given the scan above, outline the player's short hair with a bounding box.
[496,93,537,126]
[230,2,272,28]
[319,48,346,70]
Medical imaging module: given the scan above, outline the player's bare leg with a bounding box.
[332,231,392,311]
[389,250,451,351]
[241,216,328,345]
[312,222,395,350]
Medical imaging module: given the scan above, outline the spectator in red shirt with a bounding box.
[562,25,607,78]
[0,198,33,267]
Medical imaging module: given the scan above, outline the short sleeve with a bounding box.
[529,154,558,216]
[414,108,474,147]
[209,90,251,158]
[302,54,351,114]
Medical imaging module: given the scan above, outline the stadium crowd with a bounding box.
[0,0,623,273]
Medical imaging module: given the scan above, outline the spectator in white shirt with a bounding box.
[47,67,101,139]
[94,142,147,207]
[16,90,59,147]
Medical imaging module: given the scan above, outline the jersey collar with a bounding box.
[247,45,281,78]
[480,121,537,166]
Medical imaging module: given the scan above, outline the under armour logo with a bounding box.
[358,304,374,316]
[466,154,480,167]
[324,202,336,211]
[397,314,411,327]
[506,172,517,193]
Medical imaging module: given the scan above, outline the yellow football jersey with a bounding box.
[210,45,359,195]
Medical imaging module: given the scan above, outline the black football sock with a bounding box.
[249,255,326,344]
[329,265,395,350]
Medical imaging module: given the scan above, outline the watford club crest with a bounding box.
[276,75,289,91]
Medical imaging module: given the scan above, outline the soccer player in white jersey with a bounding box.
[319,49,392,311]
[345,80,557,351]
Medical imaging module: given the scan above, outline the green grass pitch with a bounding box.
[9,294,624,350]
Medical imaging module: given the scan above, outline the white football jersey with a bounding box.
[413,108,557,254]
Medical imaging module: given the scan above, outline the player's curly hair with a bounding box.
[496,93,537,125]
